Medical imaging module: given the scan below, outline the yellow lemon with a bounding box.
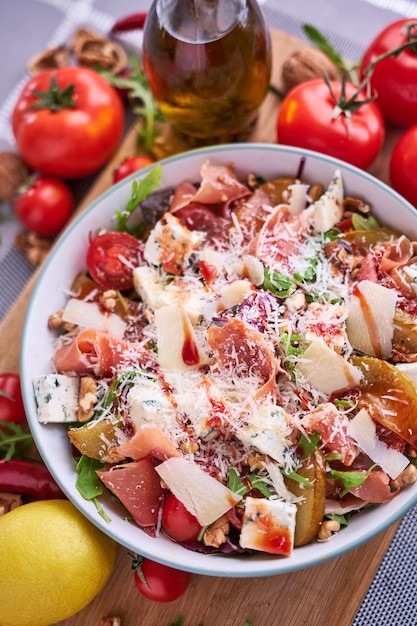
[0,499,118,626]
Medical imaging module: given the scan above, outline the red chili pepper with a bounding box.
[110,12,147,34]
[0,459,66,500]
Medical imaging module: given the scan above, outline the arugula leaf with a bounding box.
[280,332,303,357]
[282,469,312,488]
[328,464,377,497]
[261,268,296,298]
[75,455,105,500]
[98,49,163,151]
[351,213,381,231]
[297,432,320,460]
[228,468,274,498]
[302,24,357,81]
[75,455,111,522]
[325,512,350,527]
[0,419,34,461]
[115,164,162,234]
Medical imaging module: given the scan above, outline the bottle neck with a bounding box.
[155,0,248,43]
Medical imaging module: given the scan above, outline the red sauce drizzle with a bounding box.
[182,331,200,366]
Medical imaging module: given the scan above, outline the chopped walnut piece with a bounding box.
[14,232,52,266]
[78,376,98,422]
[308,183,324,203]
[203,515,230,548]
[0,152,28,203]
[27,45,70,75]
[101,289,118,312]
[71,26,127,75]
[318,519,341,541]
[48,310,64,329]
[179,439,199,454]
[100,618,121,626]
[0,492,22,516]
[390,464,417,490]
[343,196,371,215]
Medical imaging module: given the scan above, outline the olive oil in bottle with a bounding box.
[142,0,272,145]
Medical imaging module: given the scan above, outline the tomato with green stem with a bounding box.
[359,19,417,127]
[132,555,191,602]
[161,493,202,543]
[12,67,125,179]
[277,78,385,170]
[15,176,73,237]
[390,125,417,209]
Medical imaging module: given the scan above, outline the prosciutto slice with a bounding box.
[170,162,250,217]
[207,317,280,401]
[53,328,152,377]
[97,457,167,530]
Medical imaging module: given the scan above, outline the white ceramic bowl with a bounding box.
[21,144,417,577]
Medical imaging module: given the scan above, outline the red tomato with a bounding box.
[161,494,202,543]
[390,125,417,209]
[359,19,417,127]
[86,231,144,291]
[0,373,26,425]
[15,176,73,237]
[133,557,191,602]
[12,67,125,179]
[277,79,385,170]
[113,155,155,183]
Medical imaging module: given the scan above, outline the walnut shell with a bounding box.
[70,26,127,75]
[0,152,29,203]
[282,48,339,92]
[27,45,70,75]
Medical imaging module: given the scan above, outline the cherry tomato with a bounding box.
[277,78,385,170]
[113,155,155,183]
[0,373,26,425]
[12,67,125,179]
[15,176,73,237]
[86,231,144,291]
[133,557,191,602]
[359,19,417,127]
[390,125,417,209]
[161,493,202,543]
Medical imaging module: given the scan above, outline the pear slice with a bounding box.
[350,355,417,448]
[284,450,326,547]
[346,280,397,359]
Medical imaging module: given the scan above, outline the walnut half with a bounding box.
[282,48,339,92]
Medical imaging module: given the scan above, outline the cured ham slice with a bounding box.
[301,403,359,466]
[96,457,167,529]
[348,470,398,503]
[170,162,250,217]
[207,317,280,401]
[53,328,152,377]
[111,426,181,462]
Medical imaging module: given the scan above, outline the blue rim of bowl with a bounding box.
[20,143,417,577]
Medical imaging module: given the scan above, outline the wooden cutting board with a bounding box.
[0,28,405,626]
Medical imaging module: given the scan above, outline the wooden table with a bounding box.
[0,28,406,626]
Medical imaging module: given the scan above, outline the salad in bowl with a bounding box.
[21,144,417,577]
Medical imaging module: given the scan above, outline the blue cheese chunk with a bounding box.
[144,212,205,271]
[240,497,297,556]
[126,378,178,433]
[33,374,79,423]
[313,169,344,233]
[133,265,214,324]
[236,404,293,465]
